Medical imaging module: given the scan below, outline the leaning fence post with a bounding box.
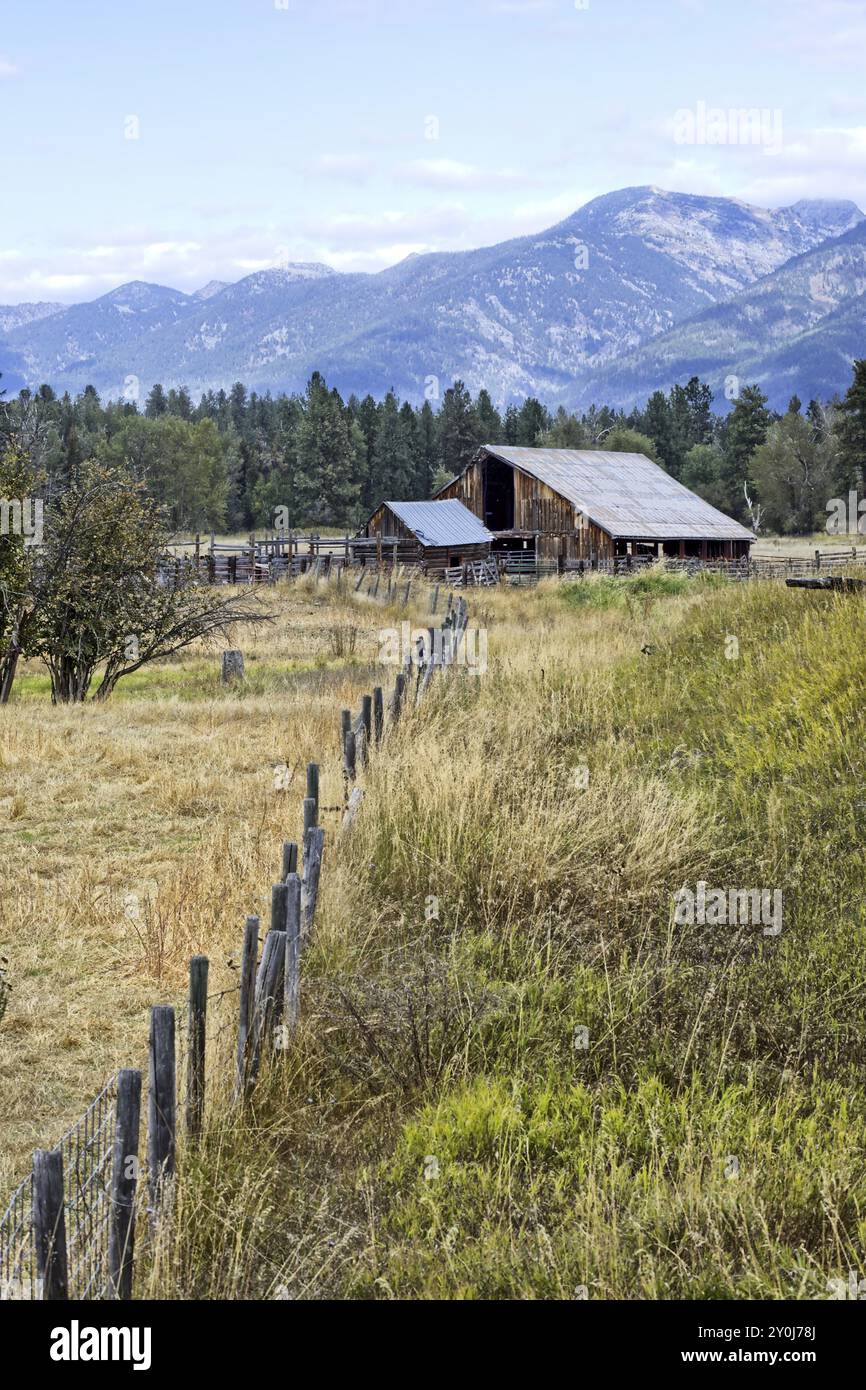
[302,826,325,937]
[389,671,406,728]
[236,915,259,1099]
[430,584,439,614]
[303,796,317,844]
[283,873,302,1036]
[109,1069,142,1300]
[373,686,384,745]
[186,956,208,1142]
[417,628,437,704]
[282,841,298,879]
[341,785,365,836]
[32,1148,68,1301]
[250,929,286,1081]
[147,1006,176,1207]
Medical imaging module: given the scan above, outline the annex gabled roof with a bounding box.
[477,446,755,542]
[381,498,494,547]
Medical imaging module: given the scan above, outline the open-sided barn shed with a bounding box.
[435,445,754,568]
[357,498,494,577]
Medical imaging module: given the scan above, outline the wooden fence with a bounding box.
[0,583,472,1302]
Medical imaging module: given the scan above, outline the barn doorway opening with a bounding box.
[483,455,514,531]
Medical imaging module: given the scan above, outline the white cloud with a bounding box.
[395,158,536,190]
[311,153,377,182]
[0,56,18,77]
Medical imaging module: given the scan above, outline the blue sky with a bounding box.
[1,0,864,303]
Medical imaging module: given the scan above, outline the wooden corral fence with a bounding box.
[0,584,473,1302]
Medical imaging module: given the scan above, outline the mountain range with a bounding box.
[1,187,864,412]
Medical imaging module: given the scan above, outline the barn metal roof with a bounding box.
[480,446,755,542]
[384,498,494,547]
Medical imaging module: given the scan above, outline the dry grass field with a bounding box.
[3,564,866,1300]
[0,571,418,1196]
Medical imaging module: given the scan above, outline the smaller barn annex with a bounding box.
[357,498,494,577]
[435,445,754,568]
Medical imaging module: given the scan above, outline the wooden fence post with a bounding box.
[341,785,365,835]
[147,1005,176,1205]
[302,827,325,937]
[361,694,373,748]
[306,762,319,822]
[186,956,208,1142]
[221,650,245,683]
[389,671,406,727]
[283,873,302,1036]
[32,1148,68,1301]
[250,930,286,1081]
[431,584,439,614]
[373,686,384,745]
[417,628,437,704]
[353,711,368,768]
[282,841,298,879]
[236,915,259,1099]
[108,1068,142,1300]
[343,728,356,782]
[271,881,289,935]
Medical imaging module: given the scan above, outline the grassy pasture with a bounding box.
[0,571,412,1195]
[3,566,866,1300]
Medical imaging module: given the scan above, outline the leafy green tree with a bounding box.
[28,463,265,702]
[603,426,659,461]
[681,442,729,511]
[541,407,589,448]
[97,416,229,530]
[752,410,838,533]
[515,397,550,446]
[720,384,772,519]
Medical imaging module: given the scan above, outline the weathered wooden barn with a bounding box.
[435,446,754,568]
[357,498,494,577]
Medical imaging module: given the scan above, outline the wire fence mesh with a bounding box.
[0,1172,37,1299]
[55,1073,118,1300]
[0,1071,122,1301]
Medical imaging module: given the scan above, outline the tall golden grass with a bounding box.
[4,567,866,1299]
